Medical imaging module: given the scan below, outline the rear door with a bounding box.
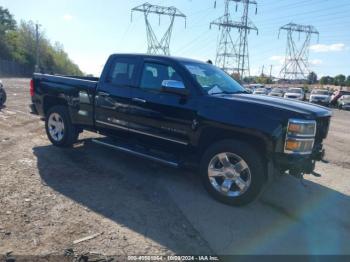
[95,56,141,133]
[128,59,197,146]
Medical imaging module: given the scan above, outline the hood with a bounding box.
[215,94,331,118]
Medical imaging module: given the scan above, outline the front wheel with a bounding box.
[200,140,266,206]
[45,106,79,147]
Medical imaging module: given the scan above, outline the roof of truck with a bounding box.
[110,53,206,64]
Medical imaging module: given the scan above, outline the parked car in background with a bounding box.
[338,95,350,110]
[265,86,272,94]
[284,87,304,101]
[253,87,268,95]
[244,88,253,94]
[0,80,7,107]
[330,90,350,107]
[268,87,284,97]
[309,89,331,106]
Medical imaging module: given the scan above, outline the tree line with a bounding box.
[242,71,350,87]
[0,6,83,76]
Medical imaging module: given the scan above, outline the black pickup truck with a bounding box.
[30,54,332,205]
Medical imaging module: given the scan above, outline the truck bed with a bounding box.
[33,73,99,89]
[32,73,99,128]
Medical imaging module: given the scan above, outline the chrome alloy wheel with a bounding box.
[48,113,65,142]
[208,152,252,197]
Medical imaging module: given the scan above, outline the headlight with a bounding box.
[284,119,316,154]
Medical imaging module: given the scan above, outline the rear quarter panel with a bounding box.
[33,74,97,127]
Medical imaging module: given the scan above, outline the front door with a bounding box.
[128,60,197,146]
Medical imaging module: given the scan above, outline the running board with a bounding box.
[91,138,179,168]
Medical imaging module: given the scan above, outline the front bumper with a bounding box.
[274,143,325,174]
[285,96,303,100]
[342,104,350,110]
[310,100,329,106]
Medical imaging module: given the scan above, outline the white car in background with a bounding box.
[253,87,268,95]
[284,87,304,101]
[338,95,350,110]
[269,87,284,97]
[309,89,331,106]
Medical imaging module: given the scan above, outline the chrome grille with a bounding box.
[315,117,330,143]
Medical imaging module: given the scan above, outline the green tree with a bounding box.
[0,6,16,33]
[346,76,350,87]
[0,6,17,60]
[320,76,334,85]
[334,74,346,86]
[307,71,317,84]
[0,6,83,76]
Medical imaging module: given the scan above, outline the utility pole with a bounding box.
[261,64,264,76]
[210,0,258,79]
[131,3,186,55]
[35,23,41,73]
[278,22,319,80]
[269,64,273,79]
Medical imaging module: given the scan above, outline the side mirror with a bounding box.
[161,80,188,96]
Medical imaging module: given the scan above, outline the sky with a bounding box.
[1,0,349,77]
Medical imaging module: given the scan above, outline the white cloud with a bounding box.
[63,14,74,21]
[310,59,323,65]
[310,43,346,53]
[269,55,285,64]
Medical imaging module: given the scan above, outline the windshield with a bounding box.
[312,90,329,95]
[182,62,246,95]
[288,88,302,94]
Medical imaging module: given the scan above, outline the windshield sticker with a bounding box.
[208,85,222,95]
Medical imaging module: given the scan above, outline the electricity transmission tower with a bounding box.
[278,22,319,80]
[131,2,186,55]
[210,0,258,79]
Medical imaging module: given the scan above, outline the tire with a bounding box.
[45,106,79,147]
[0,88,6,107]
[200,139,266,206]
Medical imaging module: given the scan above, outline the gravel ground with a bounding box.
[0,78,349,257]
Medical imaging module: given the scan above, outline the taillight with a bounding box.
[30,79,34,97]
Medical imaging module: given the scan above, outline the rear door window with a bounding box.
[107,57,138,86]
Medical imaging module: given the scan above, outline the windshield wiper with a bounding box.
[210,90,248,95]
[210,91,233,95]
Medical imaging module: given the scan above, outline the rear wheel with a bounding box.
[200,140,266,206]
[45,106,79,147]
[0,88,6,107]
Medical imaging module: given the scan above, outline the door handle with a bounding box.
[132,98,146,103]
[99,92,110,97]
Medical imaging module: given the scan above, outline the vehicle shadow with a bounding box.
[33,139,350,255]
[33,139,212,254]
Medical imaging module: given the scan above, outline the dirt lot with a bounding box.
[0,78,349,257]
